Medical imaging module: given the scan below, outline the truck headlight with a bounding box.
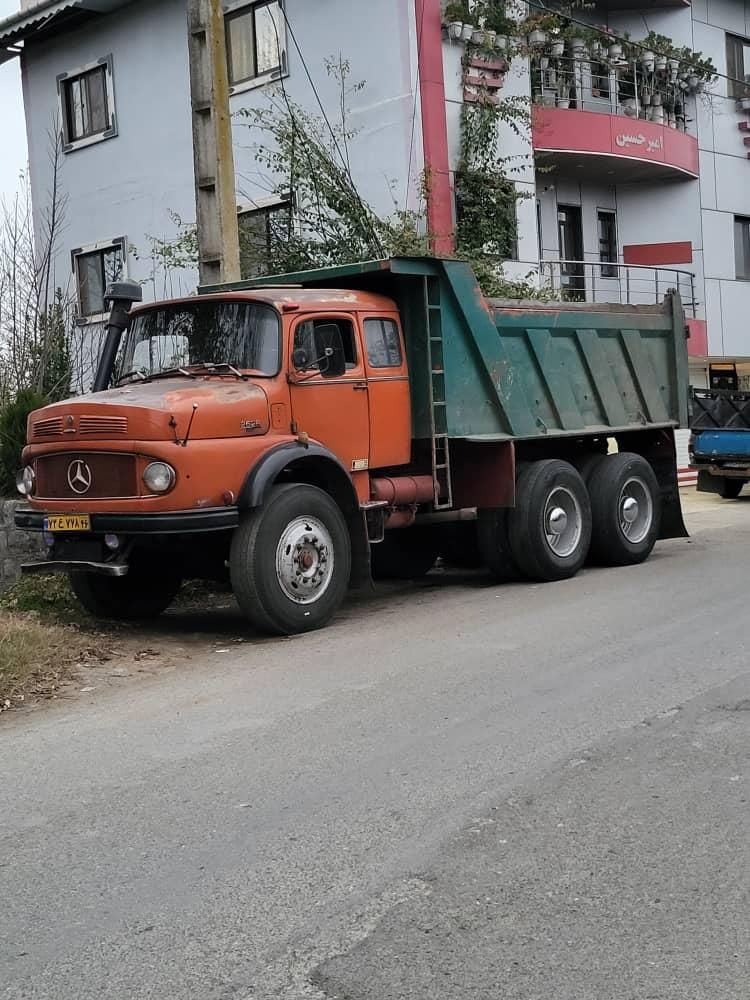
[16,465,35,497]
[143,462,175,493]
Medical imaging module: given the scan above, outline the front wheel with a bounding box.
[69,559,182,621]
[719,478,744,500]
[230,484,351,635]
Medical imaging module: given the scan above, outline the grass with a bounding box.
[0,575,107,711]
[0,612,103,711]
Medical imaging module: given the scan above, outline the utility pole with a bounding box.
[187,0,241,286]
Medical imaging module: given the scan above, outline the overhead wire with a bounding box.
[404,0,427,215]
[278,4,386,255]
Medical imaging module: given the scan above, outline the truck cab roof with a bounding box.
[133,287,399,316]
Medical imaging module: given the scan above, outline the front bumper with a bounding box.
[14,507,240,534]
[22,560,129,577]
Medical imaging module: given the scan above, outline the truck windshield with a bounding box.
[117,300,280,381]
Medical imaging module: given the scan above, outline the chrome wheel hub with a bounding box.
[275,516,334,605]
[544,487,582,557]
[618,477,653,544]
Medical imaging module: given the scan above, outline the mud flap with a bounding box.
[616,429,688,540]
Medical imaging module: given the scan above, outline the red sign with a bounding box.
[532,107,699,178]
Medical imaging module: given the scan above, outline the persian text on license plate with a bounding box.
[44,515,91,532]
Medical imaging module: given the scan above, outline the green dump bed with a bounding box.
[206,256,689,443]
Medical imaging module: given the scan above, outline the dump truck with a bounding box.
[14,257,689,634]
[690,376,750,498]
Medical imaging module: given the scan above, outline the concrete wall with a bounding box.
[0,501,43,591]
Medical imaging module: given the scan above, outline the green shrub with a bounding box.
[0,389,46,497]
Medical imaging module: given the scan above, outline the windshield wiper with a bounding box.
[183,362,248,380]
[115,362,248,387]
[115,369,148,386]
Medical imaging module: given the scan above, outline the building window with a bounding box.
[364,318,402,368]
[58,56,117,152]
[238,198,293,278]
[598,210,617,278]
[726,34,750,98]
[734,216,750,279]
[226,1,286,90]
[72,239,125,318]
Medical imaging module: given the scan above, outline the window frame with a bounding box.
[57,55,117,153]
[224,0,288,95]
[726,33,750,99]
[71,237,127,323]
[734,215,750,280]
[597,209,618,279]
[363,317,404,370]
[291,315,362,378]
[237,194,293,279]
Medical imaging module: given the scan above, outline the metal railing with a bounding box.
[531,55,696,134]
[539,259,697,316]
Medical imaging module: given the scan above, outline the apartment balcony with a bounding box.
[540,259,707,356]
[531,57,700,182]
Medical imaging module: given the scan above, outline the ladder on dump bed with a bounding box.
[425,276,453,510]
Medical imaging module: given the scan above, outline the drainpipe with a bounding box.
[414,0,455,255]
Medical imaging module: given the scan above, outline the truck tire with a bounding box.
[719,478,744,499]
[587,452,661,565]
[477,508,522,580]
[507,459,592,581]
[370,527,438,579]
[69,561,182,621]
[230,483,351,635]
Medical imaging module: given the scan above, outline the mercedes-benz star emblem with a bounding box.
[67,459,93,495]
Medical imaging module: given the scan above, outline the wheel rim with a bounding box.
[618,476,653,544]
[543,486,582,557]
[275,515,335,605]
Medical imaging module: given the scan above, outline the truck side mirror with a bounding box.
[314,323,346,379]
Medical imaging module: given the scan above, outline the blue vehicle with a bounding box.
[690,379,750,499]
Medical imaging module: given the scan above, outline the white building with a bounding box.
[2,0,750,406]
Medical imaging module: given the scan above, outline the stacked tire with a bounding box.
[478,452,661,582]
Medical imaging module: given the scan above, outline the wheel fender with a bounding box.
[238,442,371,589]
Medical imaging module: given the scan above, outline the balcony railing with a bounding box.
[531,55,696,134]
[540,259,697,316]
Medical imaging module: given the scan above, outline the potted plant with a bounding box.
[461,23,473,41]
[472,28,486,45]
[447,21,464,40]
[655,54,667,73]
[641,49,655,72]
[609,42,623,60]
[495,34,508,50]
[550,38,565,57]
[529,27,548,46]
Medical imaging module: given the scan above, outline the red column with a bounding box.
[415,0,454,255]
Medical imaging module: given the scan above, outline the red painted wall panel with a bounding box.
[623,242,693,265]
[686,319,708,357]
[531,107,699,177]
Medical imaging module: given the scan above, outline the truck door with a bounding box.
[288,313,370,474]
[362,314,411,469]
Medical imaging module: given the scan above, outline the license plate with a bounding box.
[44,514,91,533]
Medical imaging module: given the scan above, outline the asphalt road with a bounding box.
[1,492,749,1000]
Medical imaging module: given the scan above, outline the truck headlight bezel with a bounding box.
[16,465,35,497]
[142,461,176,494]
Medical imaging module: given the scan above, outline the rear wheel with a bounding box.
[719,477,744,499]
[588,452,661,565]
[230,484,351,635]
[371,527,438,580]
[69,559,182,621]
[507,459,592,581]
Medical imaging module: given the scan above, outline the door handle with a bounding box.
[352,382,368,391]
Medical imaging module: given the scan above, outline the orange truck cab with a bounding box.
[15,257,689,634]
